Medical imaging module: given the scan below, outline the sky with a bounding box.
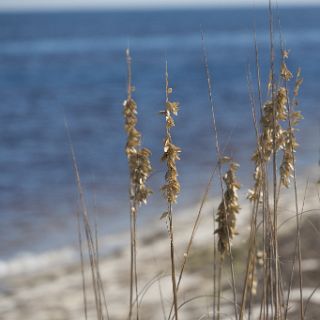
[0,0,319,11]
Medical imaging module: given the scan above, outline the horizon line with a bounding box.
[0,2,320,13]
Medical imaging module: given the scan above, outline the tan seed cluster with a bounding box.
[161,68,181,204]
[123,49,152,205]
[124,98,141,155]
[248,87,288,201]
[249,51,303,198]
[280,67,303,188]
[215,161,241,255]
[280,50,293,81]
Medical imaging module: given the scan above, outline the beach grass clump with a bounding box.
[70,4,317,320]
[248,86,289,201]
[240,26,306,316]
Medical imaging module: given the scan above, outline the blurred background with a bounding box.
[0,0,319,288]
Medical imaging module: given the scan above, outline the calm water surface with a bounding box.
[0,7,319,262]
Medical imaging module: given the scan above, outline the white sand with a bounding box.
[1,175,319,320]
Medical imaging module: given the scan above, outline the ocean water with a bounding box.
[0,7,319,268]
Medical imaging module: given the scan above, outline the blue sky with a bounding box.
[0,0,319,11]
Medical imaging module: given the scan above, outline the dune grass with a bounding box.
[72,3,320,320]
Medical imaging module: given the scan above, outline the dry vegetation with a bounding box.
[67,2,320,320]
[2,2,320,320]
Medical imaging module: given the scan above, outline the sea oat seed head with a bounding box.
[215,161,241,255]
[161,66,181,204]
[123,49,152,205]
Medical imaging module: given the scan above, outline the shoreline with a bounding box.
[1,172,319,319]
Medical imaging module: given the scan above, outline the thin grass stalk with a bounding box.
[136,273,170,309]
[303,283,320,317]
[240,66,269,320]
[249,12,291,316]
[94,219,110,319]
[253,29,270,320]
[161,61,180,320]
[254,30,264,117]
[94,220,103,319]
[271,12,305,315]
[90,203,106,319]
[158,277,167,320]
[65,118,107,320]
[167,132,235,320]
[239,69,260,320]
[291,98,304,320]
[275,21,297,320]
[217,256,223,320]
[284,181,309,319]
[168,205,179,320]
[128,204,135,320]
[263,163,273,320]
[279,46,304,319]
[132,199,139,320]
[176,294,236,317]
[76,209,88,320]
[268,1,283,318]
[266,172,275,320]
[67,123,102,319]
[201,29,238,320]
[126,48,135,320]
[213,209,217,320]
[240,189,260,320]
[247,251,258,320]
[124,49,152,320]
[166,169,216,320]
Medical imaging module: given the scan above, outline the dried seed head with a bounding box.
[249,50,303,195]
[129,147,152,203]
[123,49,152,205]
[215,161,240,256]
[280,69,303,188]
[248,86,289,201]
[123,98,141,156]
[281,50,293,81]
[161,65,181,204]
[293,68,303,99]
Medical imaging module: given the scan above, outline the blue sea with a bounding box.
[0,7,319,268]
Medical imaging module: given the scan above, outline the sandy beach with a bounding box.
[1,172,320,320]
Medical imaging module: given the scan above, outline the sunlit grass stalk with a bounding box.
[244,7,304,317]
[201,30,239,320]
[123,49,152,320]
[252,31,271,320]
[215,161,241,320]
[167,133,234,320]
[161,61,181,320]
[279,51,304,318]
[269,18,304,317]
[65,118,109,320]
[239,67,263,320]
[268,2,284,317]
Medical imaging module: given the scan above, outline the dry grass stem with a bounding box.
[123,48,152,320]
[161,61,180,320]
